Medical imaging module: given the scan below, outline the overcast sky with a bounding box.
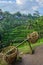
[0,0,43,15]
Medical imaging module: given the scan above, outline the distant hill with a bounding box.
[0,10,43,46]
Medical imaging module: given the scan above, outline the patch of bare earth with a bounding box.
[15,45,43,65]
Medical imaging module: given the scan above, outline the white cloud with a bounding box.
[36,0,43,6]
[30,0,33,2]
[16,0,22,5]
[16,0,26,5]
[20,10,31,14]
[32,6,38,11]
[0,1,15,4]
[36,0,43,3]
[1,0,42,14]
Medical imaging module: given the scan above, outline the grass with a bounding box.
[1,38,43,54]
[32,38,43,47]
[0,38,43,65]
[18,43,32,54]
[15,38,43,54]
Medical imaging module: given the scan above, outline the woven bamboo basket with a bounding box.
[27,32,39,43]
[3,46,18,64]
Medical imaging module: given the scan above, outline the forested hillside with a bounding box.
[0,9,43,48]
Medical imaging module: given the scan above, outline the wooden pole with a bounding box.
[16,38,34,54]
[16,39,28,48]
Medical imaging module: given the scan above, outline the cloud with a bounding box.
[16,0,33,5]
[15,0,31,12]
[0,1,15,4]
[16,0,22,5]
[36,0,43,3]
[30,0,33,1]
[32,6,39,11]
[16,0,27,5]
[36,0,43,6]
[0,0,43,15]
[20,10,31,15]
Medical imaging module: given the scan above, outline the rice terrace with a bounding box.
[0,0,43,65]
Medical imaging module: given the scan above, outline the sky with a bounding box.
[0,0,43,15]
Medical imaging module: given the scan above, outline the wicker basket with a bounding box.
[4,46,18,64]
[27,32,39,43]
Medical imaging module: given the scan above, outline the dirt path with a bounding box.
[15,45,43,65]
